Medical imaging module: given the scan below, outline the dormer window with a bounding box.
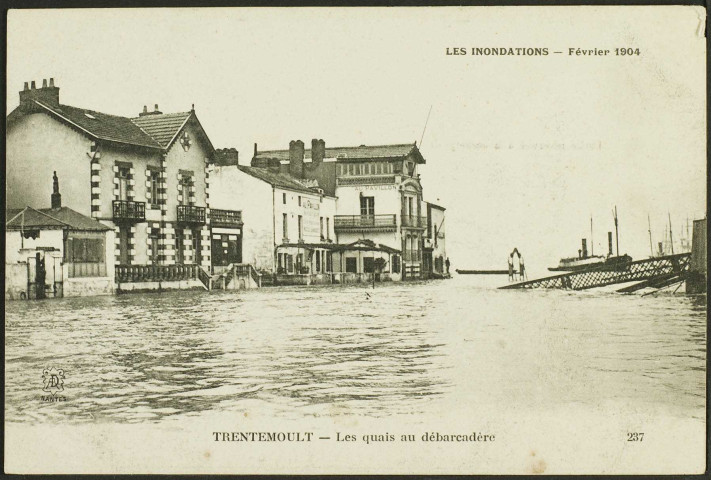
[407,161,415,176]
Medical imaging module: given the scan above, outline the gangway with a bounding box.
[499,253,690,291]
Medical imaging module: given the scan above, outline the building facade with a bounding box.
[424,202,447,278]
[252,140,431,280]
[209,154,337,276]
[6,80,232,289]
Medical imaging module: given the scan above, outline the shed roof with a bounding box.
[6,206,110,231]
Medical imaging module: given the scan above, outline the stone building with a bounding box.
[6,79,231,290]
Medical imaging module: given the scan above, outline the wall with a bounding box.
[210,166,275,271]
[274,187,331,244]
[6,113,92,215]
[5,229,65,263]
[163,121,212,268]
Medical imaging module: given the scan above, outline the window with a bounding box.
[346,257,358,273]
[315,250,321,273]
[320,217,324,239]
[407,197,414,216]
[298,196,301,206]
[283,213,288,240]
[298,215,303,240]
[149,230,159,265]
[118,167,130,201]
[65,234,107,278]
[364,257,375,273]
[175,230,184,264]
[192,228,202,265]
[283,193,287,204]
[360,196,375,216]
[179,174,192,205]
[392,255,401,273]
[149,170,160,207]
[326,218,330,240]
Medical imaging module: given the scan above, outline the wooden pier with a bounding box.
[499,253,691,291]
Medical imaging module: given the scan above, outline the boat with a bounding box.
[456,269,516,275]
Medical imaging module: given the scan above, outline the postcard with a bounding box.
[4,5,707,475]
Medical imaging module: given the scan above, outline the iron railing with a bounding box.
[177,205,206,225]
[500,253,691,291]
[211,208,243,228]
[334,214,397,230]
[115,264,197,283]
[112,200,146,223]
[401,215,427,228]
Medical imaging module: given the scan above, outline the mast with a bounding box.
[668,212,674,255]
[590,215,594,256]
[648,214,653,257]
[613,206,619,257]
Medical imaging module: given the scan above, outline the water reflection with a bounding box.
[5,280,706,424]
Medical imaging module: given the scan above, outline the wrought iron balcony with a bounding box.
[112,200,146,223]
[177,205,206,225]
[210,208,243,228]
[401,215,427,228]
[334,214,397,232]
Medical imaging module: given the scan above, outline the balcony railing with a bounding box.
[334,214,397,231]
[211,208,243,228]
[177,205,206,225]
[401,215,427,228]
[113,200,146,223]
[403,250,422,262]
[115,264,198,283]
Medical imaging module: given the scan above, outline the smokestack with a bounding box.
[581,239,588,259]
[51,171,62,209]
[254,143,258,157]
[608,232,613,256]
[289,140,305,178]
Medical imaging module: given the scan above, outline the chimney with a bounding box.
[311,139,325,166]
[19,78,60,108]
[51,171,62,209]
[138,104,163,116]
[608,232,613,256]
[254,143,258,158]
[289,140,305,178]
[581,239,588,258]
[216,148,239,166]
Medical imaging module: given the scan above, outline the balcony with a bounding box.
[401,215,427,229]
[113,200,145,223]
[334,214,397,232]
[177,205,206,225]
[403,250,422,262]
[210,208,243,228]
[337,175,396,186]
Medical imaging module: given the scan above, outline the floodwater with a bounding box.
[5,276,707,425]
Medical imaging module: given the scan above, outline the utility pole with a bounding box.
[590,215,594,256]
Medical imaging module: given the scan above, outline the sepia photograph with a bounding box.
[4,5,707,475]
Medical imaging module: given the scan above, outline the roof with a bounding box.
[131,111,191,148]
[6,206,111,231]
[29,101,162,149]
[237,166,321,195]
[427,201,446,211]
[255,143,425,164]
[9,100,212,153]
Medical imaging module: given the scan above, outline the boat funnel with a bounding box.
[608,232,613,256]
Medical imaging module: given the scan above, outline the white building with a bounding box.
[209,158,337,276]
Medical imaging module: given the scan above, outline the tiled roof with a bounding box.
[255,143,419,161]
[6,206,110,231]
[33,101,162,149]
[238,166,320,195]
[131,112,192,148]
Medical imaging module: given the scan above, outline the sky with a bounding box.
[7,7,706,277]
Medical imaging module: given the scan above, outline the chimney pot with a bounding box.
[49,78,55,87]
[154,104,159,111]
[143,105,148,113]
[42,79,48,88]
[23,82,29,91]
[254,143,258,157]
[31,81,36,89]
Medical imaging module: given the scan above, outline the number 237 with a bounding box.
[627,433,644,442]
